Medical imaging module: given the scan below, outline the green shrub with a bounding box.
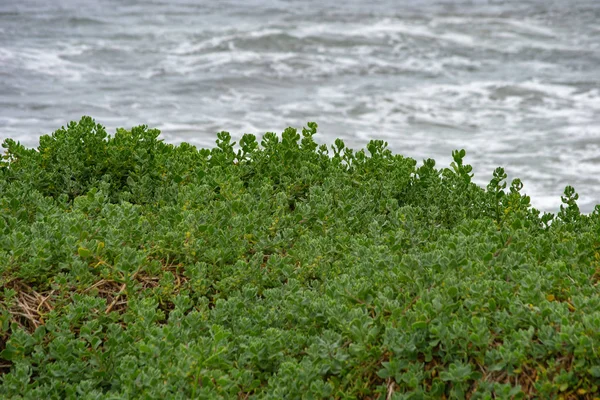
[1,117,599,399]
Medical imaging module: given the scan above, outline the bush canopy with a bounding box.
[1,117,599,399]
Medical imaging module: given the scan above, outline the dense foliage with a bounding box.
[1,117,599,399]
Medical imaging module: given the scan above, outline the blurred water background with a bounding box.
[1,0,599,212]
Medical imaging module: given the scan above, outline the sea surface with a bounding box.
[1,0,599,212]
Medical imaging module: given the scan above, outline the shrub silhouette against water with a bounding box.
[1,117,599,398]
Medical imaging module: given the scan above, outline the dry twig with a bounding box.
[386,378,395,400]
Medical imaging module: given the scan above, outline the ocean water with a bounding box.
[1,0,599,212]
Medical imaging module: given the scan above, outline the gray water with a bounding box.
[1,0,599,212]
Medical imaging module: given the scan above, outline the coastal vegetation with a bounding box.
[1,117,599,399]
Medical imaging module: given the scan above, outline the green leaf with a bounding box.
[412,321,428,330]
[448,286,458,298]
[78,247,91,258]
[589,366,600,378]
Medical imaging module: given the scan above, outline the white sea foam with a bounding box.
[172,28,286,55]
[3,45,93,81]
[501,18,557,38]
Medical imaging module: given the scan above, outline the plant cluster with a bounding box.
[1,117,599,399]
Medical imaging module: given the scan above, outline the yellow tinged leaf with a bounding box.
[546,294,555,302]
[412,321,428,329]
[559,383,568,392]
[78,247,91,258]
